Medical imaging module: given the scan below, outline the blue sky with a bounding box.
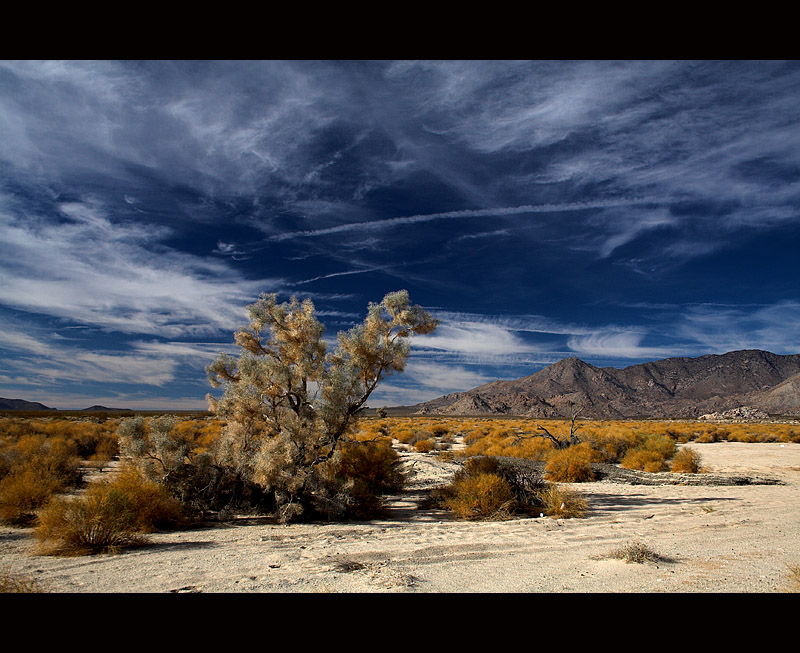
[1,60,799,409]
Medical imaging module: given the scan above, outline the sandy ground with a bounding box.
[2,441,800,593]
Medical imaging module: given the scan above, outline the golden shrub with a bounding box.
[34,465,186,556]
[35,492,145,556]
[621,448,668,472]
[544,443,598,482]
[534,484,587,518]
[0,469,66,525]
[413,438,436,453]
[670,447,703,473]
[101,464,187,532]
[443,472,515,520]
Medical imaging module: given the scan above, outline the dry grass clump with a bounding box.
[544,443,598,482]
[620,434,676,472]
[34,464,187,556]
[442,470,516,520]
[534,483,588,518]
[607,540,672,564]
[0,567,48,593]
[325,439,406,519]
[787,565,800,592]
[435,456,587,520]
[0,434,83,525]
[413,438,436,453]
[669,446,704,473]
[35,491,148,556]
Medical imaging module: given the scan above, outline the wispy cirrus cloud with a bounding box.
[566,331,676,360]
[0,197,275,336]
[268,197,661,242]
[0,326,178,387]
[2,61,798,409]
[673,301,800,355]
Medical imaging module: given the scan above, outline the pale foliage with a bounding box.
[205,289,437,521]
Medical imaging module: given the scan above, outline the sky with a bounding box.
[1,60,799,410]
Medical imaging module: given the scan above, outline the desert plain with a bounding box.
[2,438,800,593]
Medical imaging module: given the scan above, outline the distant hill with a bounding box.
[0,397,56,411]
[0,398,137,412]
[409,349,800,419]
[81,405,134,412]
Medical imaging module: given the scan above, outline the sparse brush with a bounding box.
[34,465,187,556]
[621,448,669,472]
[413,438,436,453]
[35,490,147,556]
[442,471,516,521]
[0,468,68,526]
[544,443,597,482]
[314,440,406,520]
[534,483,587,518]
[0,567,47,593]
[102,464,187,532]
[608,540,670,564]
[788,565,800,592]
[670,447,704,473]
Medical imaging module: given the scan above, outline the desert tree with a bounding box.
[514,403,585,450]
[205,289,438,521]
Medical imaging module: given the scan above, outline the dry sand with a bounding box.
[2,441,800,593]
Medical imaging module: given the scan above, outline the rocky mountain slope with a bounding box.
[410,349,800,419]
[0,397,56,411]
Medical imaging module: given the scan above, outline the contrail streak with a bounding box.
[269,197,660,241]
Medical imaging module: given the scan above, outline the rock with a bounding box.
[698,406,770,421]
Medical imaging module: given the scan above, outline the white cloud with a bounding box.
[674,302,800,355]
[567,331,674,359]
[403,361,493,391]
[269,197,660,242]
[0,326,178,386]
[416,320,538,357]
[0,198,277,336]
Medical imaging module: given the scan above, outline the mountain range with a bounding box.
[0,398,132,412]
[409,349,800,419]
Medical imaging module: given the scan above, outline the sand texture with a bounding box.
[2,441,799,593]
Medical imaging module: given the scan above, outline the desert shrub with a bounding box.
[430,424,450,438]
[316,440,406,520]
[608,540,671,564]
[35,465,187,556]
[0,469,67,525]
[442,471,515,520]
[413,438,436,453]
[534,483,587,518]
[620,448,669,472]
[670,447,704,473]
[728,431,758,443]
[695,429,720,443]
[100,464,188,532]
[119,415,272,519]
[582,429,640,463]
[119,415,255,517]
[204,290,436,523]
[435,456,571,520]
[390,426,416,444]
[620,433,676,472]
[67,422,119,461]
[0,567,47,593]
[544,443,598,482]
[0,435,83,525]
[36,490,146,556]
[508,436,554,461]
